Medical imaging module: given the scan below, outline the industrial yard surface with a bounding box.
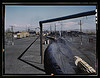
[5,36,47,74]
[5,34,96,74]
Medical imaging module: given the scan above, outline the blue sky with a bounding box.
[5,5,96,32]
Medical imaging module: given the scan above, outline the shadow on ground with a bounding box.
[18,58,45,72]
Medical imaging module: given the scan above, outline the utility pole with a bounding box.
[55,23,56,38]
[61,22,63,37]
[55,23,56,32]
[10,26,14,45]
[50,25,52,32]
[28,27,30,32]
[80,20,82,45]
[35,28,37,35]
[26,25,27,32]
[50,24,52,36]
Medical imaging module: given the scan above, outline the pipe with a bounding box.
[40,10,96,23]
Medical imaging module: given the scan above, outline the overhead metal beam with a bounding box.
[39,10,96,64]
[40,10,96,23]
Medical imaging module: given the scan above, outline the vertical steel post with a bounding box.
[39,22,43,64]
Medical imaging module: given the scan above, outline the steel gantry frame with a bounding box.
[39,10,96,64]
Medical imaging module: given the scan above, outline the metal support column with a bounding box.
[39,22,43,64]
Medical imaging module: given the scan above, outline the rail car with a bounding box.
[44,38,76,74]
[44,37,96,75]
[17,32,29,39]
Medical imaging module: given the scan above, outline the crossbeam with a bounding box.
[40,10,96,23]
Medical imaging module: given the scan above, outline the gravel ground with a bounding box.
[5,36,47,74]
